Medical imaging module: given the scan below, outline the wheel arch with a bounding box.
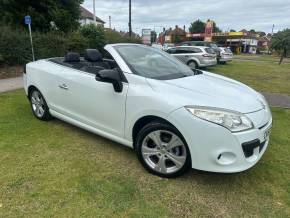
[132,114,193,173]
[132,115,185,150]
[27,85,49,104]
[28,85,39,98]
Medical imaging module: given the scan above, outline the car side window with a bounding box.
[192,48,202,53]
[166,48,176,54]
[176,48,192,54]
[196,42,204,46]
[175,48,186,54]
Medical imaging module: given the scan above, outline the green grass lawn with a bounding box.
[209,60,290,95]
[0,90,290,217]
[234,54,290,63]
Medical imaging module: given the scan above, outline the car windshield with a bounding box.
[205,48,216,54]
[114,45,194,80]
[210,43,218,49]
[225,48,232,53]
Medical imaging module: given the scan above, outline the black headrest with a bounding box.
[84,49,102,62]
[64,52,80,62]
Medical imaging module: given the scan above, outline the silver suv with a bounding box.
[166,46,217,69]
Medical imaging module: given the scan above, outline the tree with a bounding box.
[271,29,290,64]
[189,19,221,33]
[257,31,266,37]
[212,22,222,33]
[0,0,83,32]
[230,29,236,32]
[249,29,256,34]
[189,19,205,33]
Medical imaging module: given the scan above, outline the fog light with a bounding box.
[217,152,237,165]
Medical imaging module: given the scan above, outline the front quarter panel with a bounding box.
[124,74,181,141]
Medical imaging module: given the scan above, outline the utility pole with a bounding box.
[129,0,132,38]
[271,24,275,36]
[269,24,275,55]
[109,15,111,29]
[93,0,96,24]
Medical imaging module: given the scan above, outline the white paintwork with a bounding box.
[24,43,272,173]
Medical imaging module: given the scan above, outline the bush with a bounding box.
[0,26,32,65]
[105,29,142,44]
[79,24,106,52]
[0,24,141,65]
[34,31,67,59]
[0,26,90,64]
[65,32,89,55]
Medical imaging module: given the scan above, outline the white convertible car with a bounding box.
[24,44,272,177]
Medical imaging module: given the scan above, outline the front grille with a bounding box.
[242,139,266,158]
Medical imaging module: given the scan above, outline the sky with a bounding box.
[82,0,290,35]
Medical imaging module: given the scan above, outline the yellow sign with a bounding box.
[228,32,244,36]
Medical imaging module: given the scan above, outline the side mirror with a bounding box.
[96,69,123,93]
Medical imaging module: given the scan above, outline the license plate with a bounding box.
[264,127,271,141]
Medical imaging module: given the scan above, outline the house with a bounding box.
[157,25,186,44]
[79,6,105,26]
[258,36,271,53]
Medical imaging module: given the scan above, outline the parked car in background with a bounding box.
[166,46,217,69]
[219,47,234,63]
[162,43,175,51]
[24,44,272,178]
[151,43,163,50]
[178,41,221,62]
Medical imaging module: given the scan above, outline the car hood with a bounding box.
[147,71,264,114]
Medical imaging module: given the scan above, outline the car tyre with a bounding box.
[187,60,198,69]
[136,121,191,178]
[29,89,52,121]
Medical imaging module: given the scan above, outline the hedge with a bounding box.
[0,24,141,65]
[0,27,89,65]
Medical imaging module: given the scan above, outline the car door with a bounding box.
[174,48,200,64]
[171,48,189,63]
[190,47,204,63]
[55,55,129,138]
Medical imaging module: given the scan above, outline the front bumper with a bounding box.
[168,107,272,173]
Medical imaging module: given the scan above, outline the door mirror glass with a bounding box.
[96,69,123,93]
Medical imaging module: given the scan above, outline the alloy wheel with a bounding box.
[188,61,197,69]
[141,130,187,174]
[31,91,45,118]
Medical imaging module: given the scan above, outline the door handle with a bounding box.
[59,83,69,90]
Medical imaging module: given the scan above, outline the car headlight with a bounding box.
[185,106,254,132]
